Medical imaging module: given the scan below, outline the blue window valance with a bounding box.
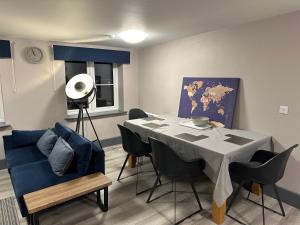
[53,45,130,64]
[0,40,11,58]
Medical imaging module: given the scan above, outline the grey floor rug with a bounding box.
[0,197,20,225]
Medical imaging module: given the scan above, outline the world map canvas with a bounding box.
[178,77,240,128]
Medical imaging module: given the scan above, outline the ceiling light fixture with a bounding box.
[119,30,148,44]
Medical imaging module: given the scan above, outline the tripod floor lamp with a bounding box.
[65,73,102,148]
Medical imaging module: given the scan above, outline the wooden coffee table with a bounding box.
[24,172,112,225]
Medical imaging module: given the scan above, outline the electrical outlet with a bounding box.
[279,106,289,115]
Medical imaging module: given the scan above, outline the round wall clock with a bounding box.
[25,47,44,64]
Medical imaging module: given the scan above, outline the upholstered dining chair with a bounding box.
[226,144,298,225]
[147,137,206,225]
[117,124,160,195]
[128,108,148,120]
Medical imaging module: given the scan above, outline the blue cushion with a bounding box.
[67,132,92,175]
[11,130,46,148]
[36,129,58,157]
[49,137,74,176]
[53,122,73,140]
[5,145,47,169]
[10,160,81,217]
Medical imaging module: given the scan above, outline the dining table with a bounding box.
[124,115,272,225]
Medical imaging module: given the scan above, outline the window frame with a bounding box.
[0,83,5,123]
[66,61,119,116]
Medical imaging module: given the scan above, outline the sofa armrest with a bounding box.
[3,135,14,151]
[11,129,47,148]
[87,142,105,174]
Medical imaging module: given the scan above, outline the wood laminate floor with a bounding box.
[0,145,299,225]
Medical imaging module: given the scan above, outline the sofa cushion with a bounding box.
[5,145,47,169]
[36,129,58,157]
[49,137,74,176]
[11,130,46,148]
[53,122,73,140]
[67,132,92,175]
[10,160,81,217]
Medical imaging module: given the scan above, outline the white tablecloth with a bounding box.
[124,115,272,207]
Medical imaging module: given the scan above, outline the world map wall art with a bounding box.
[178,77,240,128]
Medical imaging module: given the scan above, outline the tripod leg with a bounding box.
[85,108,102,148]
[81,106,84,136]
[76,108,82,133]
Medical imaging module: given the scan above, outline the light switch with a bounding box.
[279,106,289,115]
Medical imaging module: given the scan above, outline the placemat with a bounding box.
[141,117,165,121]
[175,133,209,142]
[224,134,253,145]
[142,123,169,129]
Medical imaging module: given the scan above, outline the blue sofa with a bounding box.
[3,122,105,217]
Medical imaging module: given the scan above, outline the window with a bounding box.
[65,61,119,115]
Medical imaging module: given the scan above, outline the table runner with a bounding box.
[124,115,272,206]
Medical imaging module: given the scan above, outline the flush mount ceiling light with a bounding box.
[119,30,148,44]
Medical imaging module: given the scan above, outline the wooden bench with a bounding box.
[24,172,112,225]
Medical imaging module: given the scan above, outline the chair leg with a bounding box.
[174,179,177,225]
[136,157,140,195]
[273,184,285,216]
[226,183,243,214]
[117,154,130,181]
[146,173,162,203]
[247,190,251,199]
[190,182,203,211]
[148,154,162,185]
[262,186,265,225]
[247,184,285,217]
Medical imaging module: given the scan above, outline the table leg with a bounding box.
[251,182,261,195]
[128,155,136,168]
[212,200,226,225]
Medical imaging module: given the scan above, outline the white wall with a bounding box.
[0,39,139,159]
[138,12,300,194]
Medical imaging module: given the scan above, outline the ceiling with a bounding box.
[0,0,300,48]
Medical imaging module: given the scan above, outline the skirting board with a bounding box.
[100,136,122,147]
[0,159,5,170]
[264,185,300,210]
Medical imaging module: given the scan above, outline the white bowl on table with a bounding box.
[191,116,209,126]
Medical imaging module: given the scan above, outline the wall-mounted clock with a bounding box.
[25,47,44,64]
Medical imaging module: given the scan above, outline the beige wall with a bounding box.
[138,12,300,194]
[0,39,139,159]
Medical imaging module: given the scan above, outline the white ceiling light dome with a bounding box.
[119,30,148,44]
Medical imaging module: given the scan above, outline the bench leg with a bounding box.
[28,213,39,225]
[97,187,108,212]
[26,215,31,225]
[34,213,40,225]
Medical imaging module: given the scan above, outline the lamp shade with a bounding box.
[65,74,94,101]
